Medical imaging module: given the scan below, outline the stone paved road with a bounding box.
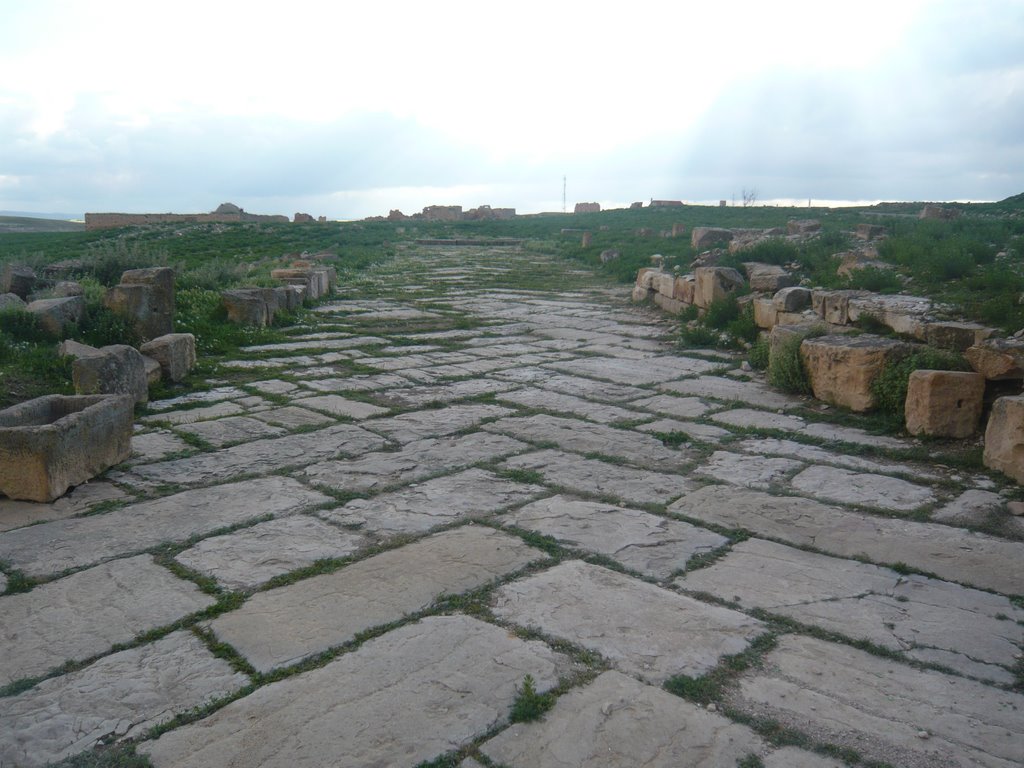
[1,244,1022,768]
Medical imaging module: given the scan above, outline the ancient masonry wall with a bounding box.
[84,212,290,231]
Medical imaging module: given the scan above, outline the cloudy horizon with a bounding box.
[2,0,1022,220]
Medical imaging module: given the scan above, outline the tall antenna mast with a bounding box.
[562,176,566,213]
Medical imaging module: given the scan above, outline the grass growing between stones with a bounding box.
[509,673,554,722]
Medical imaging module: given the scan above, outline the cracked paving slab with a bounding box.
[295,394,390,419]
[492,559,764,684]
[125,423,387,486]
[483,414,697,469]
[629,393,713,420]
[142,615,568,768]
[363,403,514,443]
[373,378,519,407]
[695,451,805,489]
[669,486,1024,595]
[0,477,331,577]
[790,464,937,512]
[658,375,804,410]
[0,630,249,768]
[0,481,127,533]
[0,555,215,685]
[734,437,943,481]
[503,495,728,579]
[174,516,368,591]
[172,416,287,447]
[492,367,650,402]
[495,387,644,424]
[208,526,546,672]
[320,467,544,535]
[679,538,1024,684]
[500,448,694,505]
[547,354,722,385]
[729,634,1024,768]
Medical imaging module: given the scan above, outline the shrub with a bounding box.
[768,334,818,394]
[0,309,53,343]
[726,304,759,344]
[740,238,798,266]
[76,304,142,348]
[509,674,553,722]
[680,324,720,348]
[846,266,902,293]
[704,296,740,329]
[870,347,972,425]
[748,336,770,370]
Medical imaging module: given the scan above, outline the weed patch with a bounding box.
[509,673,555,722]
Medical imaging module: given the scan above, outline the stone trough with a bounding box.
[0,394,133,502]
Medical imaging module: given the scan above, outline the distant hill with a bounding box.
[0,215,85,233]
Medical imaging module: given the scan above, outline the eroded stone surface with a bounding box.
[710,408,806,432]
[249,405,334,429]
[497,387,642,424]
[659,375,802,410]
[501,449,693,505]
[364,403,513,443]
[695,451,804,489]
[175,516,366,590]
[480,670,765,768]
[791,464,936,511]
[549,355,720,385]
[492,560,764,683]
[734,437,940,480]
[128,430,192,464]
[127,424,387,486]
[0,481,127,533]
[483,415,696,469]
[143,615,567,768]
[630,394,712,419]
[174,416,286,447]
[730,634,1024,768]
[210,527,546,671]
[321,468,543,534]
[142,400,246,425]
[669,486,1024,594]
[0,556,215,684]
[376,378,518,407]
[293,394,389,419]
[680,538,1023,683]
[493,367,649,402]
[0,477,330,576]
[504,495,727,578]
[0,631,248,768]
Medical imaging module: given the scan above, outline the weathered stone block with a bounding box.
[753,298,777,329]
[923,321,995,352]
[816,289,868,325]
[272,268,328,299]
[653,272,675,298]
[0,394,133,502]
[847,294,933,339]
[770,323,822,362]
[691,227,734,250]
[52,280,84,297]
[745,263,796,292]
[855,223,886,240]
[674,275,696,303]
[26,296,84,336]
[222,288,275,326]
[694,266,745,309]
[787,219,820,235]
[72,344,149,404]
[104,267,175,340]
[653,293,685,314]
[966,338,1024,380]
[57,339,101,359]
[801,334,914,412]
[0,292,25,311]
[1,264,36,298]
[635,268,658,290]
[140,333,196,382]
[905,370,985,438]
[984,395,1024,483]
[772,286,811,312]
[142,355,162,385]
[631,285,652,302]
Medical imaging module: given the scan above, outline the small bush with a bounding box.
[510,674,553,722]
[846,266,902,293]
[768,335,814,394]
[726,304,759,344]
[76,304,141,348]
[0,309,53,343]
[704,297,740,329]
[741,238,798,266]
[870,348,972,424]
[748,336,770,370]
[680,324,720,348]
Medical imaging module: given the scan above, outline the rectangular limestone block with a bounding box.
[653,293,685,314]
[984,395,1024,483]
[0,395,134,502]
[694,267,745,309]
[905,370,984,438]
[140,333,197,383]
[673,275,695,303]
[752,298,778,330]
[654,272,676,298]
[800,334,915,412]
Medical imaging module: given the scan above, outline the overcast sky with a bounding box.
[2,0,1022,219]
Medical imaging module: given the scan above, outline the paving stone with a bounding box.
[629,393,712,419]
[709,408,807,432]
[376,378,519,407]
[734,437,942,480]
[299,373,413,392]
[210,527,546,672]
[799,421,908,449]
[364,403,513,443]
[142,400,247,425]
[695,451,804,489]
[321,468,543,535]
[0,630,248,768]
[762,748,845,768]
[246,378,300,395]
[680,538,1023,683]
[634,417,733,443]
[0,555,215,684]
[729,634,1024,768]
[791,464,936,511]
[127,424,387,486]
[492,560,764,684]
[249,405,335,429]
[127,430,192,464]
[669,485,1024,594]
[932,489,1006,526]
[0,481,127,533]
[174,415,287,447]
[504,495,727,579]
[175,516,367,590]
[293,393,389,419]
[497,387,643,423]
[145,387,247,412]
[240,336,387,352]
[500,449,693,505]
[493,367,649,401]
[659,375,803,410]
[142,615,567,768]
[301,432,528,494]
[483,415,696,469]
[479,670,765,768]
[549,355,720,385]
[0,477,330,577]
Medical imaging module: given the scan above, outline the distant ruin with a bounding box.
[84,203,295,231]
[381,204,516,223]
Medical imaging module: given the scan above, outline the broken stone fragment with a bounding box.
[139,332,196,382]
[694,266,745,309]
[103,267,175,340]
[965,337,1024,379]
[984,395,1024,483]
[0,263,36,298]
[72,344,149,404]
[26,295,85,336]
[772,286,811,313]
